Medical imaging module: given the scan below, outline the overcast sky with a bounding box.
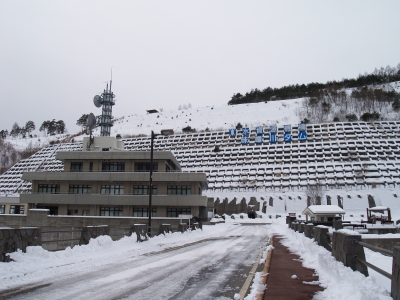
[1,1,399,134]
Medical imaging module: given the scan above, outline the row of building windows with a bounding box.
[133,185,157,195]
[38,207,191,218]
[133,208,157,217]
[70,162,83,172]
[167,186,192,195]
[37,184,191,195]
[100,185,124,195]
[100,207,123,216]
[0,205,25,214]
[70,162,160,172]
[38,184,60,194]
[100,207,190,217]
[102,162,125,172]
[166,207,191,217]
[69,185,91,194]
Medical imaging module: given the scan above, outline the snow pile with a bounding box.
[244,272,266,300]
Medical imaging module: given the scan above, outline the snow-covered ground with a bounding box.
[0,216,394,299]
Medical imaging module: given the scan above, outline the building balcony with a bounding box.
[20,194,208,207]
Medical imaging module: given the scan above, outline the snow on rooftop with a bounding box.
[304,205,345,215]
[369,206,389,211]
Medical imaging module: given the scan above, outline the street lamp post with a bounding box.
[148,131,155,236]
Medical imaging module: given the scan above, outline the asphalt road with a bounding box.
[3,225,269,300]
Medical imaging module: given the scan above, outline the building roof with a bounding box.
[146,109,159,114]
[56,151,181,169]
[368,206,389,211]
[302,205,345,215]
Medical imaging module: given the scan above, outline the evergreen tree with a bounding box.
[47,120,57,135]
[0,130,8,139]
[39,120,50,136]
[76,114,89,131]
[10,122,20,138]
[25,120,36,134]
[56,120,66,134]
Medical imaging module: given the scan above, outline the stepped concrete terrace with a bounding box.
[0,121,400,197]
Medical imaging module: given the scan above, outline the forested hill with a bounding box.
[228,64,400,105]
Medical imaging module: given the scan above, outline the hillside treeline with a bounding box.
[228,64,400,105]
[297,86,400,124]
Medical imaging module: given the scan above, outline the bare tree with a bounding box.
[305,183,324,206]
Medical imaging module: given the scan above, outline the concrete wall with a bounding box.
[1,209,202,251]
[213,196,260,215]
[0,227,41,262]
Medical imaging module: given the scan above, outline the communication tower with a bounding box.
[93,81,115,136]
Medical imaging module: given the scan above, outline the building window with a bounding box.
[134,162,158,172]
[100,185,124,195]
[167,185,191,195]
[82,210,90,216]
[167,207,191,218]
[100,207,123,216]
[9,205,25,215]
[133,185,157,195]
[38,184,60,194]
[37,205,58,215]
[69,185,91,194]
[0,205,4,214]
[89,162,93,172]
[133,208,156,217]
[102,162,125,172]
[70,162,83,172]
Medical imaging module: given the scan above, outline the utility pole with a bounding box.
[148,131,155,236]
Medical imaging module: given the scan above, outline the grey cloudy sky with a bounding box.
[1,1,399,134]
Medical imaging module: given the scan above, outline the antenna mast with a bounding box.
[92,76,116,137]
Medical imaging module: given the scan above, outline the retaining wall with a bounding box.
[0,227,41,262]
[0,209,199,251]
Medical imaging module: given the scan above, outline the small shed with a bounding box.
[302,205,345,223]
[161,129,174,136]
[146,109,159,114]
[367,206,392,223]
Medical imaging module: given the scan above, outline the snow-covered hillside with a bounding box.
[5,81,400,151]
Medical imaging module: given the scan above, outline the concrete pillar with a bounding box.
[304,224,314,239]
[290,222,296,230]
[391,246,400,299]
[132,224,148,242]
[178,223,188,233]
[190,222,199,230]
[314,227,331,251]
[333,220,343,231]
[159,224,171,235]
[332,231,368,277]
